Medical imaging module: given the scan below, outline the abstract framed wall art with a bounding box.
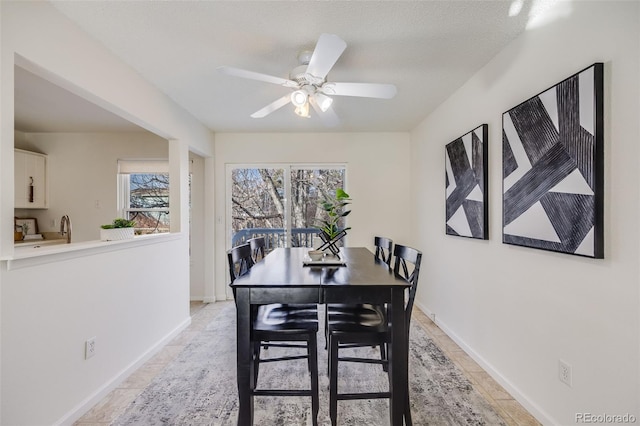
[445,124,488,239]
[502,63,604,258]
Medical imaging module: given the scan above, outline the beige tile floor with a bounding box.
[75,301,540,426]
[411,310,540,426]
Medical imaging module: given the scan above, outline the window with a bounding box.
[118,160,170,234]
[228,164,346,251]
[289,167,347,247]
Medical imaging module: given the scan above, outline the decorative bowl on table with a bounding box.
[308,250,324,261]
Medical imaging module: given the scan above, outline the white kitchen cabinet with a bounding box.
[14,149,48,209]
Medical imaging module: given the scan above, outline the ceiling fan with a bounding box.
[218,33,397,127]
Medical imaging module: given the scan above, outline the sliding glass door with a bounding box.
[228,164,346,253]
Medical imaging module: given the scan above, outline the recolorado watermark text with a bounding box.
[576,413,637,424]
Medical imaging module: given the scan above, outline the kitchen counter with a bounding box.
[6,233,181,270]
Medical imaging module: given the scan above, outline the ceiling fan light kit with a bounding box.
[218,33,396,127]
[290,89,308,107]
[294,102,310,118]
[314,92,333,112]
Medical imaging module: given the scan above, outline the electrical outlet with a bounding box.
[558,359,572,387]
[85,337,96,360]
[429,312,436,322]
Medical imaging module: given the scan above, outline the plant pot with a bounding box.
[14,231,23,242]
[100,227,135,241]
[317,229,347,256]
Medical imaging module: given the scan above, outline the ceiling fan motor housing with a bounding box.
[289,64,324,88]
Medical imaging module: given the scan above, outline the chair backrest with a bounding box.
[248,237,266,262]
[227,243,255,283]
[392,244,422,328]
[374,236,393,267]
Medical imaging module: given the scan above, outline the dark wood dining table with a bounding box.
[230,247,411,425]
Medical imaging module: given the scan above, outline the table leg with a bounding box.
[389,287,407,425]
[235,288,253,426]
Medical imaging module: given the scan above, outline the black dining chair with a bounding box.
[227,243,320,425]
[374,236,393,266]
[323,236,394,352]
[227,243,255,283]
[248,236,266,262]
[326,243,422,426]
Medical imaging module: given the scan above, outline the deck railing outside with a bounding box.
[231,227,319,252]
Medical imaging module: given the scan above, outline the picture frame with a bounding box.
[445,124,488,239]
[502,63,604,258]
[15,217,38,235]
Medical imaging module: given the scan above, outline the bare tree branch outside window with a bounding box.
[127,173,170,234]
[231,167,345,249]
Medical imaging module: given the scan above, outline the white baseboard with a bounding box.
[413,300,555,425]
[197,295,231,303]
[216,292,232,301]
[55,316,192,426]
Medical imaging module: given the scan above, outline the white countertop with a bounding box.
[5,233,182,270]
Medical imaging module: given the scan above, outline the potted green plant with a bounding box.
[315,188,351,255]
[100,218,136,241]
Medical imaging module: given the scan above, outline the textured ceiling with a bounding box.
[18,1,555,133]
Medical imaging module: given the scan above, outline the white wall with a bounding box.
[15,132,168,242]
[1,2,214,424]
[2,238,189,425]
[214,132,411,300]
[410,2,639,424]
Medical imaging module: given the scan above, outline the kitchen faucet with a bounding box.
[60,215,72,244]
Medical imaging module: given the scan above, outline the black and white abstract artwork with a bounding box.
[445,124,488,239]
[502,63,604,258]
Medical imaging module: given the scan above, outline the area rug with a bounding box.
[114,303,505,425]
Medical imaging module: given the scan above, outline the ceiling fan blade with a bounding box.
[250,95,292,118]
[309,96,340,127]
[305,34,347,80]
[321,82,397,99]
[218,66,298,88]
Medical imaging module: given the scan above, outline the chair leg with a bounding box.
[252,341,261,388]
[404,340,412,425]
[380,341,388,372]
[309,334,319,426]
[326,327,331,376]
[329,333,339,426]
[404,386,413,426]
[306,339,312,373]
[324,304,329,350]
